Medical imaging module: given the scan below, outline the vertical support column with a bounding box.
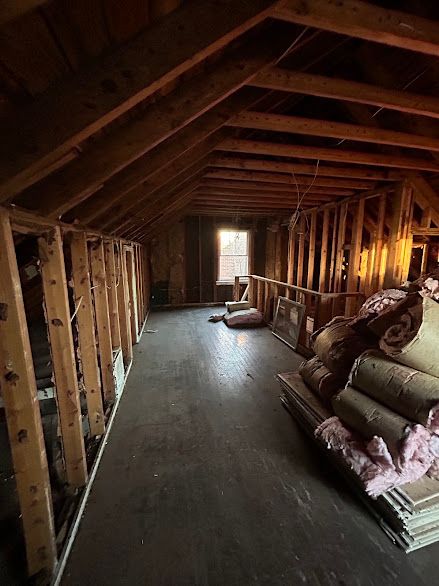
[373,194,386,291]
[90,239,115,404]
[286,226,296,299]
[346,199,365,315]
[38,227,87,488]
[263,281,270,321]
[117,246,133,367]
[257,279,264,312]
[307,210,317,290]
[334,203,347,292]
[384,181,413,287]
[126,249,139,344]
[104,240,121,349]
[0,211,57,578]
[296,215,305,289]
[329,206,338,292]
[319,208,329,292]
[70,232,105,436]
[135,246,144,332]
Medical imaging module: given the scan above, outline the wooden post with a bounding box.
[372,194,386,292]
[346,199,365,314]
[384,181,413,287]
[307,210,317,290]
[264,281,270,321]
[70,232,105,436]
[0,211,57,578]
[329,206,338,292]
[126,248,139,343]
[286,226,296,299]
[104,240,121,349]
[135,246,144,332]
[257,279,264,312]
[296,215,305,297]
[248,276,256,307]
[334,202,347,292]
[117,246,133,367]
[38,227,87,488]
[90,239,116,404]
[319,208,329,292]
[234,275,240,301]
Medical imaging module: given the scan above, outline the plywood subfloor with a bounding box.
[62,308,439,585]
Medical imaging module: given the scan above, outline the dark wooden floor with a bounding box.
[62,307,439,586]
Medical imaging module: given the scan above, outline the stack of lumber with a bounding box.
[278,372,439,552]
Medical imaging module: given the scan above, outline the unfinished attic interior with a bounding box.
[3,1,439,584]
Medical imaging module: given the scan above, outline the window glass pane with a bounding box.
[220,231,248,255]
[219,255,248,282]
[218,230,249,282]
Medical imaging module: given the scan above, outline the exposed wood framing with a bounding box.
[70,232,106,436]
[90,239,116,404]
[334,203,347,293]
[38,227,87,487]
[126,248,139,344]
[319,208,329,293]
[104,240,121,349]
[346,199,365,314]
[0,210,57,578]
[307,210,317,289]
[117,247,133,367]
[296,215,305,288]
[272,0,439,56]
[0,0,277,199]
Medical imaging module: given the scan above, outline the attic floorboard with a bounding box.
[62,307,439,586]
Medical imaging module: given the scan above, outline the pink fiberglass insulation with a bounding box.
[315,416,434,497]
[223,308,264,328]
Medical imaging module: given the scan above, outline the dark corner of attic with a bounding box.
[1,0,439,584]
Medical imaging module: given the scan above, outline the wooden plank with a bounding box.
[104,240,121,349]
[70,232,106,436]
[117,247,133,367]
[216,139,439,172]
[329,207,338,292]
[90,239,116,404]
[126,248,139,343]
[384,182,413,287]
[203,168,374,189]
[251,68,439,120]
[272,0,439,56]
[0,0,277,198]
[0,210,57,578]
[319,208,329,292]
[17,26,293,217]
[334,203,347,292]
[307,210,317,289]
[346,199,365,314]
[209,155,402,180]
[228,111,439,152]
[286,226,296,297]
[134,246,144,333]
[372,194,387,292]
[38,227,87,487]
[296,215,305,288]
[199,180,354,196]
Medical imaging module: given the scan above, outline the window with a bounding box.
[217,229,249,283]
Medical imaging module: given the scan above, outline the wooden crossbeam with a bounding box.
[70,232,106,436]
[203,168,374,189]
[90,239,116,404]
[228,111,439,152]
[272,0,439,56]
[38,227,87,487]
[200,179,354,196]
[16,25,293,217]
[216,139,439,171]
[0,210,57,578]
[209,156,403,180]
[250,68,439,120]
[0,0,277,199]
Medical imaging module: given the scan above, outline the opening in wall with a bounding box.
[217,229,249,285]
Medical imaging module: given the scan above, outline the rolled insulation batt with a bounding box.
[350,350,439,432]
[332,386,414,467]
[299,356,343,402]
[380,297,439,378]
[225,301,251,313]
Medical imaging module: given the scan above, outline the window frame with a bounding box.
[216,228,252,286]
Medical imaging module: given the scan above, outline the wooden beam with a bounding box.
[69,88,264,224]
[0,0,277,198]
[104,240,121,349]
[125,249,139,344]
[251,68,439,120]
[90,239,116,404]
[228,111,439,152]
[70,232,106,436]
[0,210,57,578]
[408,174,439,213]
[38,227,87,487]
[0,1,47,26]
[307,210,317,289]
[117,247,133,367]
[329,207,338,292]
[200,179,354,196]
[384,181,413,287]
[216,139,439,172]
[203,168,374,189]
[17,26,293,217]
[372,194,387,292]
[319,208,329,292]
[209,155,403,180]
[272,0,439,57]
[296,215,305,288]
[346,199,365,314]
[334,203,347,292]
